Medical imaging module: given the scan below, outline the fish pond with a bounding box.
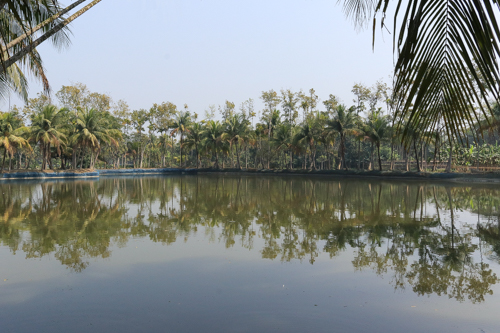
[1,175,500,332]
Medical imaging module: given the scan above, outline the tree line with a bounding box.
[1,82,500,172]
[3,1,500,150]
[3,1,500,151]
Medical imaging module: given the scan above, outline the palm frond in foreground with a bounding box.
[342,0,500,144]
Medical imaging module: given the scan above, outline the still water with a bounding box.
[1,175,500,332]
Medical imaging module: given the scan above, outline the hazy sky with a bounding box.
[2,0,396,117]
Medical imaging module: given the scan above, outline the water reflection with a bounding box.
[1,176,500,303]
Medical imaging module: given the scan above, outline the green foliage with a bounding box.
[5,81,500,172]
[454,143,500,167]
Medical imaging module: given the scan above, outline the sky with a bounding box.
[1,0,396,118]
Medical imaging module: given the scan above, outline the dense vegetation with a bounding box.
[1,82,500,172]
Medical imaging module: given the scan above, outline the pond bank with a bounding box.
[196,168,500,184]
[0,169,100,180]
[0,168,195,180]
[99,168,197,176]
[1,167,499,183]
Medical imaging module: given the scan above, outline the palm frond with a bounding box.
[342,0,500,145]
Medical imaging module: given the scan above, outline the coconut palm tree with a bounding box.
[272,123,292,169]
[29,104,68,170]
[263,109,281,168]
[324,104,358,170]
[1,1,63,99]
[293,115,322,170]
[1,1,101,73]
[363,111,389,171]
[157,133,171,167]
[0,111,30,170]
[170,111,191,167]
[1,1,101,101]
[223,114,250,169]
[69,107,121,169]
[183,122,205,168]
[126,141,140,168]
[203,120,224,169]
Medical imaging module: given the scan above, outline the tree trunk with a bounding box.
[390,142,394,171]
[80,147,84,169]
[93,151,99,169]
[377,143,382,171]
[405,147,409,171]
[236,142,241,169]
[47,143,53,170]
[2,0,86,53]
[310,145,316,170]
[268,117,271,169]
[358,140,361,170]
[267,148,270,169]
[195,146,199,168]
[340,135,348,170]
[433,139,439,171]
[41,144,46,170]
[368,142,374,171]
[0,0,103,76]
[421,143,425,171]
[414,140,421,172]
[180,134,183,168]
[1,149,6,171]
[245,145,248,169]
[72,146,77,169]
[445,140,453,173]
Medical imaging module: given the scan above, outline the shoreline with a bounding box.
[0,167,499,184]
[196,168,500,184]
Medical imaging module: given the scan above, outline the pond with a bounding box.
[1,175,500,332]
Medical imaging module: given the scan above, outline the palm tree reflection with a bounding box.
[0,176,499,302]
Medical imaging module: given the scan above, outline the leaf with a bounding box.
[342,0,500,145]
